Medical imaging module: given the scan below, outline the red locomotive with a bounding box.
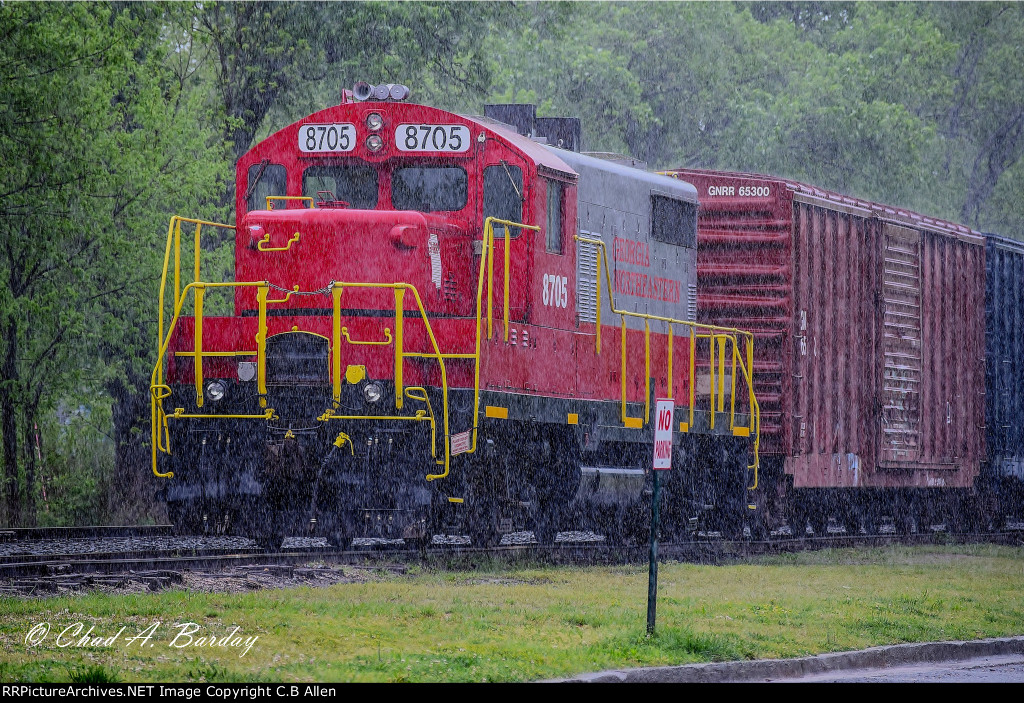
[150,84,762,548]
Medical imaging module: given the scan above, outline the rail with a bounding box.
[575,234,760,479]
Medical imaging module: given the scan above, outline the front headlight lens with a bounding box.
[206,380,226,402]
[366,112,384,131]
[365,134,384,152]
[363,382,383,404]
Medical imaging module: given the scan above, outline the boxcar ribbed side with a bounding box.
[667,169,986,493]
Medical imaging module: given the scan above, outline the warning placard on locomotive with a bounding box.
[450,430,472,456]
[652,399,674,470]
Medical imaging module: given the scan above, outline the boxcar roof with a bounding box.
[670,168,981,244]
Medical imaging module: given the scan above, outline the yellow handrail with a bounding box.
[150,280,269,478]
[256,230,301,252]
[574,234,761,478]
[467,217,540,453]
[157,216,236,395]
[483,217,541,342]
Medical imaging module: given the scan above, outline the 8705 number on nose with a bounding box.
[396,124,471,153]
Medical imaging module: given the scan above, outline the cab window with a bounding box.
[392,166,467,212]
[546,179,563,253]
[303,163,378,209]
[246,163,286,211]
[483,163,523,236]
[651,195,697,248]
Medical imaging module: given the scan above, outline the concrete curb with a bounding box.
[556,636,1024,682]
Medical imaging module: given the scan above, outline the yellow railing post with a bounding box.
[394,288,404,410]
[644,320,651,424]
[747,334,756,434]
[709,334,716,431]
[193,222,202,290]
[620,315,627,424]
[173,218,182,309]
[718,334,727,413]
[332,284,342,405]
[486,220,495,340]
[595,249,602,354]
[194,285,205,408]
[257,285,268,408]
[667,324,674,399]
[689,325,696,429]
[730,335,738,430]
[503,223,511,342]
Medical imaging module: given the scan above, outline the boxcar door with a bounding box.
[878,224,923,465]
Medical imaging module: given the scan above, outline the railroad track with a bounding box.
[1,527,1021,594]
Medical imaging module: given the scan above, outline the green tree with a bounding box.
[0,2,223,525]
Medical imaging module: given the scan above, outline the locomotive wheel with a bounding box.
[747,508,770,541]
[330,530,351,550]
[167,501,201,536]
[809,510,828,537]
[860,506,881,535]
[256,520,285,551]
[838,504,860,535]
[787,502,808,538]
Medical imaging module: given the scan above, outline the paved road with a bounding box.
[772,654,1024,683]
[560,636,1024,683]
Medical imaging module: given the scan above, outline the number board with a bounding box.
[299,123,356,153]
[396,124,471,153]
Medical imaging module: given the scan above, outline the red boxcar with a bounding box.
[665,169,987,532]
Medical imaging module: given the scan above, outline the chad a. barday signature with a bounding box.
[24,622,258,658]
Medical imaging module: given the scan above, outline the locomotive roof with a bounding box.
[460,114,579,182]
[552,148,699,203]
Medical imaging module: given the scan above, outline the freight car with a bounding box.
[984,233,1024,526]
[665,168,994,534]
[150,86,762,548]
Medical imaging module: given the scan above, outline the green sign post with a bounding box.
[647,397,674,635]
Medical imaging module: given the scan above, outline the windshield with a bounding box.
[302,164,378,208]
[392,166,467,212]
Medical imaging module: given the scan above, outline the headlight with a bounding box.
[205,380,227,403]
[363,382,383,404]
[366,112,384,131]
[365,134,384,152]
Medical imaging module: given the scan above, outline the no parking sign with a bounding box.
[652,399,674,470]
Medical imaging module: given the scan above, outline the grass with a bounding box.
[1,544,1023,682]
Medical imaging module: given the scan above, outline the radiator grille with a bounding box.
[576,238,599,323]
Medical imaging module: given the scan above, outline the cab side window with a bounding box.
[246,163,287,212]
[545,179,563,254]
[651,195,697,248]
[483,163,523,236]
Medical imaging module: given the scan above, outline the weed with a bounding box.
[67,664,119,684]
